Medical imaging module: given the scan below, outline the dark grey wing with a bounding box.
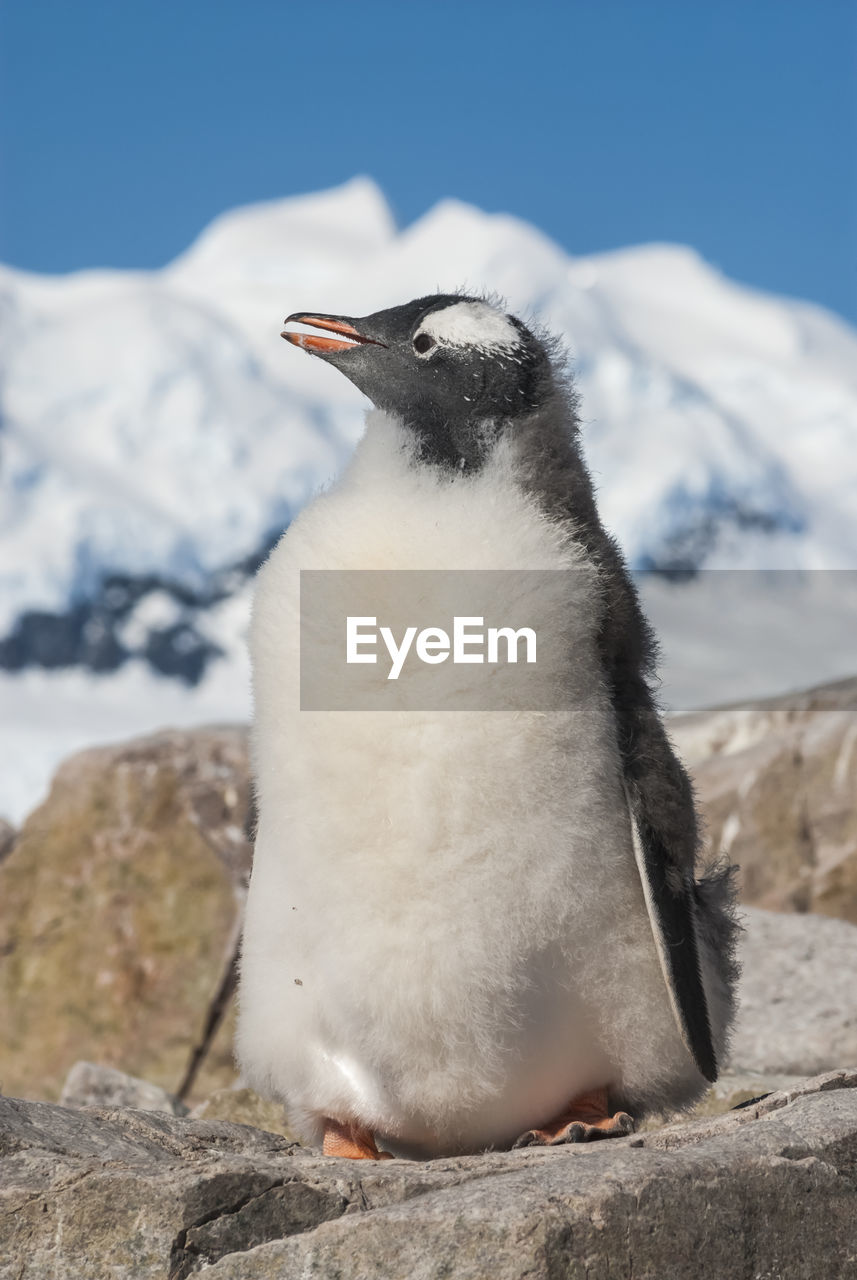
[624,779,718,1082]
[594,547,719,1081]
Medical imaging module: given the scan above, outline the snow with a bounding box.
[1,176,856,824]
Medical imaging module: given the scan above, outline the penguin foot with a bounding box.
[513,1087,635,1148]
[322,1117,393,1161]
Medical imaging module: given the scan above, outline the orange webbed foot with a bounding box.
[323,1117,394,1160]
[513,1087,635,1148]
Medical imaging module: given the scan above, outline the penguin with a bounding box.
[236,294,739,1160]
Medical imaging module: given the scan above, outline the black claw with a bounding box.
[552,1112,637,1145]
[552,1121,587,1145]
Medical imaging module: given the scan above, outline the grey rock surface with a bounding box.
[0,1071,855,1279]
[60,1060,186,1115]
[679,1070,805,1119]
[730,907,857,1075]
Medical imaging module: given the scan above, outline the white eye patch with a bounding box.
[417,301,522,353]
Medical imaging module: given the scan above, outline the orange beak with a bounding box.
[281,314,385,354]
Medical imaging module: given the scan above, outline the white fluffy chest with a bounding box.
[238,412,684,1153]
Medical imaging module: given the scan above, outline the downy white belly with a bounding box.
[237,413,701,1155]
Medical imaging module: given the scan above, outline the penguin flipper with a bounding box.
[585,537,721,1083]
[625,784,718,1082]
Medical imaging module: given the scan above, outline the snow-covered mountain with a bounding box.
[2,176,857,679]
[1,177,856,822]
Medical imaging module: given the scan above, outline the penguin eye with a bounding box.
[413,332,436,355]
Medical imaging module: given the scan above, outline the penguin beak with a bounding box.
[281,313,387,356]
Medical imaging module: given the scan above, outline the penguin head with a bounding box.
[282,295,555,468]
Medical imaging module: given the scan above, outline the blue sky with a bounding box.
[1,0,855,323]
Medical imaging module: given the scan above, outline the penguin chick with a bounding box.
[236,294,740,1160]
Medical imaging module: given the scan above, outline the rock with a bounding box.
[60,1061,186,1115]
[671,675,857,923]
[686,1071,804,1119]
[190,1087,294,1139]
[0,727,251,1105]
[0,817,14,863]
[729,906,857,1075]
[0,1071,855,1279]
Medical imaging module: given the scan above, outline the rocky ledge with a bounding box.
[1,1071,856,1279]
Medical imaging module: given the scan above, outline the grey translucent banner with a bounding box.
[300,569,599,711]
[299,569,857,713]
[637,569,857,714]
